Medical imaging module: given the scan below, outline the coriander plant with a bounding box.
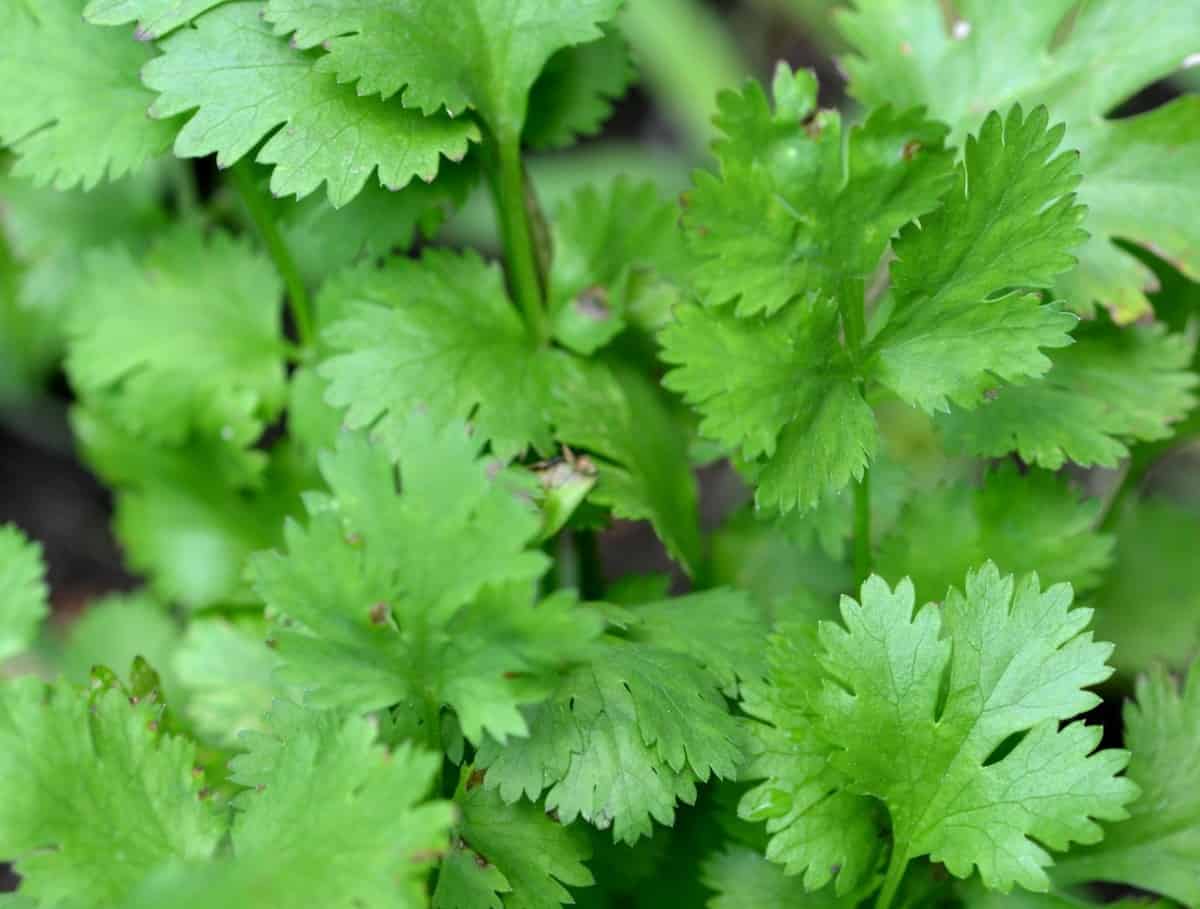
[1,1,1199,908]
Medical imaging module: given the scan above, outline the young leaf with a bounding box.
[839,0,1200,320]
[938,315,1198,469]
[85,0,227,38]
[686,64,953,317]
[875,465,1114,601]
[661,297,875,513]
[477,590,760,844]
[263,0,623,140]
[702,846,856,909]
[1053,664,1200,906]
[142,2,477,207]
[0,2,177,189]
[0,678,225,905]
[866,105,1085,413]
[66,226,287,454]
[0,526,48,662]
[553,362,702,575]
[251,416,601,744]
[435,779,594,909]
[320,250,571,461]
[818,565,1136,893]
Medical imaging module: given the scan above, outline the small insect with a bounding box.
[533,446,597,490]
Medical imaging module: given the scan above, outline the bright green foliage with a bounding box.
[0,1,176,189]
[839,0,1200,321]
[85,0,228,38]
[685,64,953,318]
[0,678,224,906]
[1092,499,1200,675]
[702,847,853,909]
[0,526,48,662]
[251,416,599,743]
[554,362,701,574]
[142,2,477,207]
[866,105,1084,413]
[320,250,568,461]
[548,179,681,357]
[59,592,181,700]
[125,701,454,908]
[940,315,1198,469]
[435,778,594,909]
[662,296,874,513]
[746,564,1137,896]
[66,227,287,455]
[477,590,761,844]
[525,29,634,151]
[263,0,623,140]
[1054,664,1200,906]
[876,466,1113,601]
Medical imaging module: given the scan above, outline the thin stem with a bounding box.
[854,467,872,586]
[841,276,872,585]
[874,849,907,909]
[575,529,605,601]
[490,133,549,345]
[228,161,315,349]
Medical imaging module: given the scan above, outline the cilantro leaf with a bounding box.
[939,314,1198,469]
[525,28,634,151]
[0,526,48,662]
[142,2,477,207]
[477,590,759,844]
[876,465,1114,602]
[320,250,569,461]
[264,0,623,140]
[553,362,701,575]
[1053,664,1200,906]
[85,0,227,38]
[66,226,287,454]
[702,846,857,909]
[866,105,1084,413]
[251,416,601,744]
[817,565,1137,893]
[0,678,224,905]
[0,2,176,189]
[686,64,953,317]
[661,297,875,513]
[1092,498,1200,675]
[435,779,594,909]
[839,0,1200,320]
[125,701,455,908]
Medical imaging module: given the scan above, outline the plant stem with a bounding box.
[228,161,315,349]
[854,467,872,585]
[575,529,605,601]
[490,134,549,345]
[841,276,872,585]
[875,849,907,909]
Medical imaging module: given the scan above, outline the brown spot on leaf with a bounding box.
[467,768,486,790]
[574,286,611,321]
[369,602,391,626]
[901,140,922,161]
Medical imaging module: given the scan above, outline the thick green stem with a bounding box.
[575,529,606,601]
[490,134,549,345]
[875,849,908,909]
[228,162,315,349]
[854,468,872,585]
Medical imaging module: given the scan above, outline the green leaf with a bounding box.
[435,780,594,909]
[816,565,1136,892]
[1053,664,1200,906]
[143,1,477,207]
[525,27,634,151]
[0,2,176,189]
[174,619,286,748]
[938,314,1198,469]
[320,250,570,461]
[125,701,455,908]
[686,64,953,317]
[0,526,48,662]
[251,417,601,744]
[263,0,623,139]
[85,0,227,38]
[838,0,1200,321]
[701,847,857,909]
[661,297,875,513]
[0,678,224,906]
[875,465,1114,602]
[553,361,701,574]
[1092,499,1200,675]
[66,226,287,454]
[477,591,759,844]
[866,105,1084,413]
[548,178,682,357]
